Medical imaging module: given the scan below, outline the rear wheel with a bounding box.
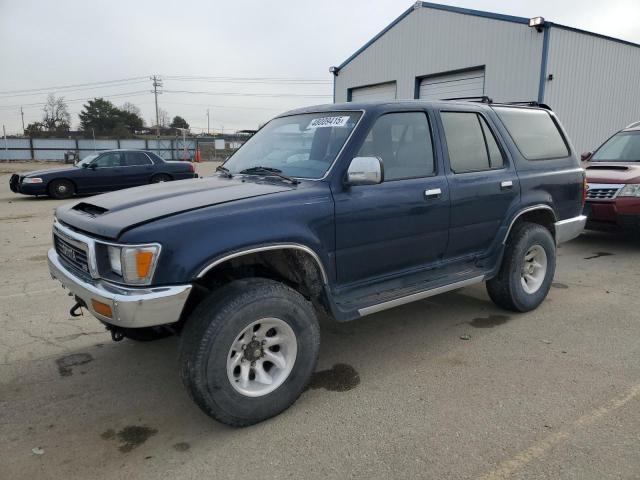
[179,278,320,427]
[48,179,75,199]
[150,174,171,183]
[486,222,556,312]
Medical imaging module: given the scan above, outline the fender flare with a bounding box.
[195,243,329,284]
[502,204,556,245]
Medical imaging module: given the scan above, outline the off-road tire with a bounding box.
[486,222,556,312]
[48,179,75,199]
[179,278,320,427]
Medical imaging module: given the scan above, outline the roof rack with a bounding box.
[625,121,640,129]
[500,101,552,110]
[442,96,493,103]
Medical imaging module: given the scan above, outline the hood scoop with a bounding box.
[586,165,630,171]
[72,202,109,217]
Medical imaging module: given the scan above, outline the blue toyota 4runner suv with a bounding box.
[48,100,586,426]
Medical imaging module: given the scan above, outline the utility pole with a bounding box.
[151,75,163,138]
[20,107,25,134]
[206,109,210,135]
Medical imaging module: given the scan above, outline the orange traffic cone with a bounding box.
[194,149,201,163]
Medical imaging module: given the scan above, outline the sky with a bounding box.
[1,0,639,136]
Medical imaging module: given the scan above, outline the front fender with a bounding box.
[118,183,335,285]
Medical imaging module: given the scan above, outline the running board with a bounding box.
[357,275,485,317]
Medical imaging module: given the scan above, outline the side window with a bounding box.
[356,112,434,181]
[93,153,122,168]
[124,152,152,166]
[441,112,504,173]
[493,107,569,160]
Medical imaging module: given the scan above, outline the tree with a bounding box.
[25,122,45,137]
[79,98,145,137]
[121,102,142,118]
[42,94,70,133]
[158,108,169,128]
[170,115,189,130]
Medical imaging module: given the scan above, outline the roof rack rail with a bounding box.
[625,120,640,129]
[499,101,552,110]
[442,96,493,103]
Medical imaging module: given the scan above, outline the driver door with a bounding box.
[333,111,450,286]
[82,152,124,192]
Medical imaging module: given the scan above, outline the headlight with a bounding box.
[619,184,640,197]
[107,244,160,285]
[22,177,43,184]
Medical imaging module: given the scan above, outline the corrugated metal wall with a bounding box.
[544,27,640,153]
[335,6,543,103]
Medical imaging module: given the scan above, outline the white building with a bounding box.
[331,2,640,153]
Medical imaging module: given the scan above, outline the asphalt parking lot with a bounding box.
[1,161,639,480]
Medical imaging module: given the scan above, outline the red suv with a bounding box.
[583,122,640,232]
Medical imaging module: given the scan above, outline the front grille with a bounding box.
[587,184,622,200]
[54,233,90,275]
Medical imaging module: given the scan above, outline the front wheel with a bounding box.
[179,278,320,427]
[48,179,75,199]
[486,222,556,312]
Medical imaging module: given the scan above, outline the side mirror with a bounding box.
[90,163,97,170]
[347,156,384,186]
[581,151,593,162]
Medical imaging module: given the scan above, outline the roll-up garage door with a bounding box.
[349,82,397,102]
[418,69,485,101]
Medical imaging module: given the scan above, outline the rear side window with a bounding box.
[494,107,569,160]
[124,151,152,166]
[440,112,504,173]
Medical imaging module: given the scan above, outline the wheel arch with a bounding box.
[503,205,557,244]
[180,244,332,325]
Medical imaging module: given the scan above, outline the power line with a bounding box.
[0,76,149,96]
[0,90,149,110]
[163,89,330,98]
[0,74,331,97]
[0,79,150,99]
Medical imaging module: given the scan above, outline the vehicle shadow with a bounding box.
[572,229,639,250]
[3,285,498,470]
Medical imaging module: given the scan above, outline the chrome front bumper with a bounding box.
[555,215,587,244]
[48,249,192,328]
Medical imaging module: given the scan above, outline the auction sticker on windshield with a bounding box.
[307,116,351,129]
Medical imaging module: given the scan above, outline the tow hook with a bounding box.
[69,299,85,317]
[105,326,125,342]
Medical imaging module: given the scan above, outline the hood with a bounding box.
[22,166,79,177]
[55,176,294,239]
[585,162,640,184]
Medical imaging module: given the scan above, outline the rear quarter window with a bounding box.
[493,107,569,160]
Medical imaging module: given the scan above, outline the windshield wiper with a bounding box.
[238,166,299,185]
[216,165,233,178]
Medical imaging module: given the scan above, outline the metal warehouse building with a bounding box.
[331,2,640,153]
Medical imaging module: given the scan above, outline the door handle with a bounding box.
[424,188,442,199]
[500,180,513,190]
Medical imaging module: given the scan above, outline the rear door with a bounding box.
[333,110,450,285]
[437,109,519,259]
[122,151,154,186]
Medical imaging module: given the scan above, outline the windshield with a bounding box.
[76,154,99,166]
[592,132,640,162]
[223,111,362,179]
